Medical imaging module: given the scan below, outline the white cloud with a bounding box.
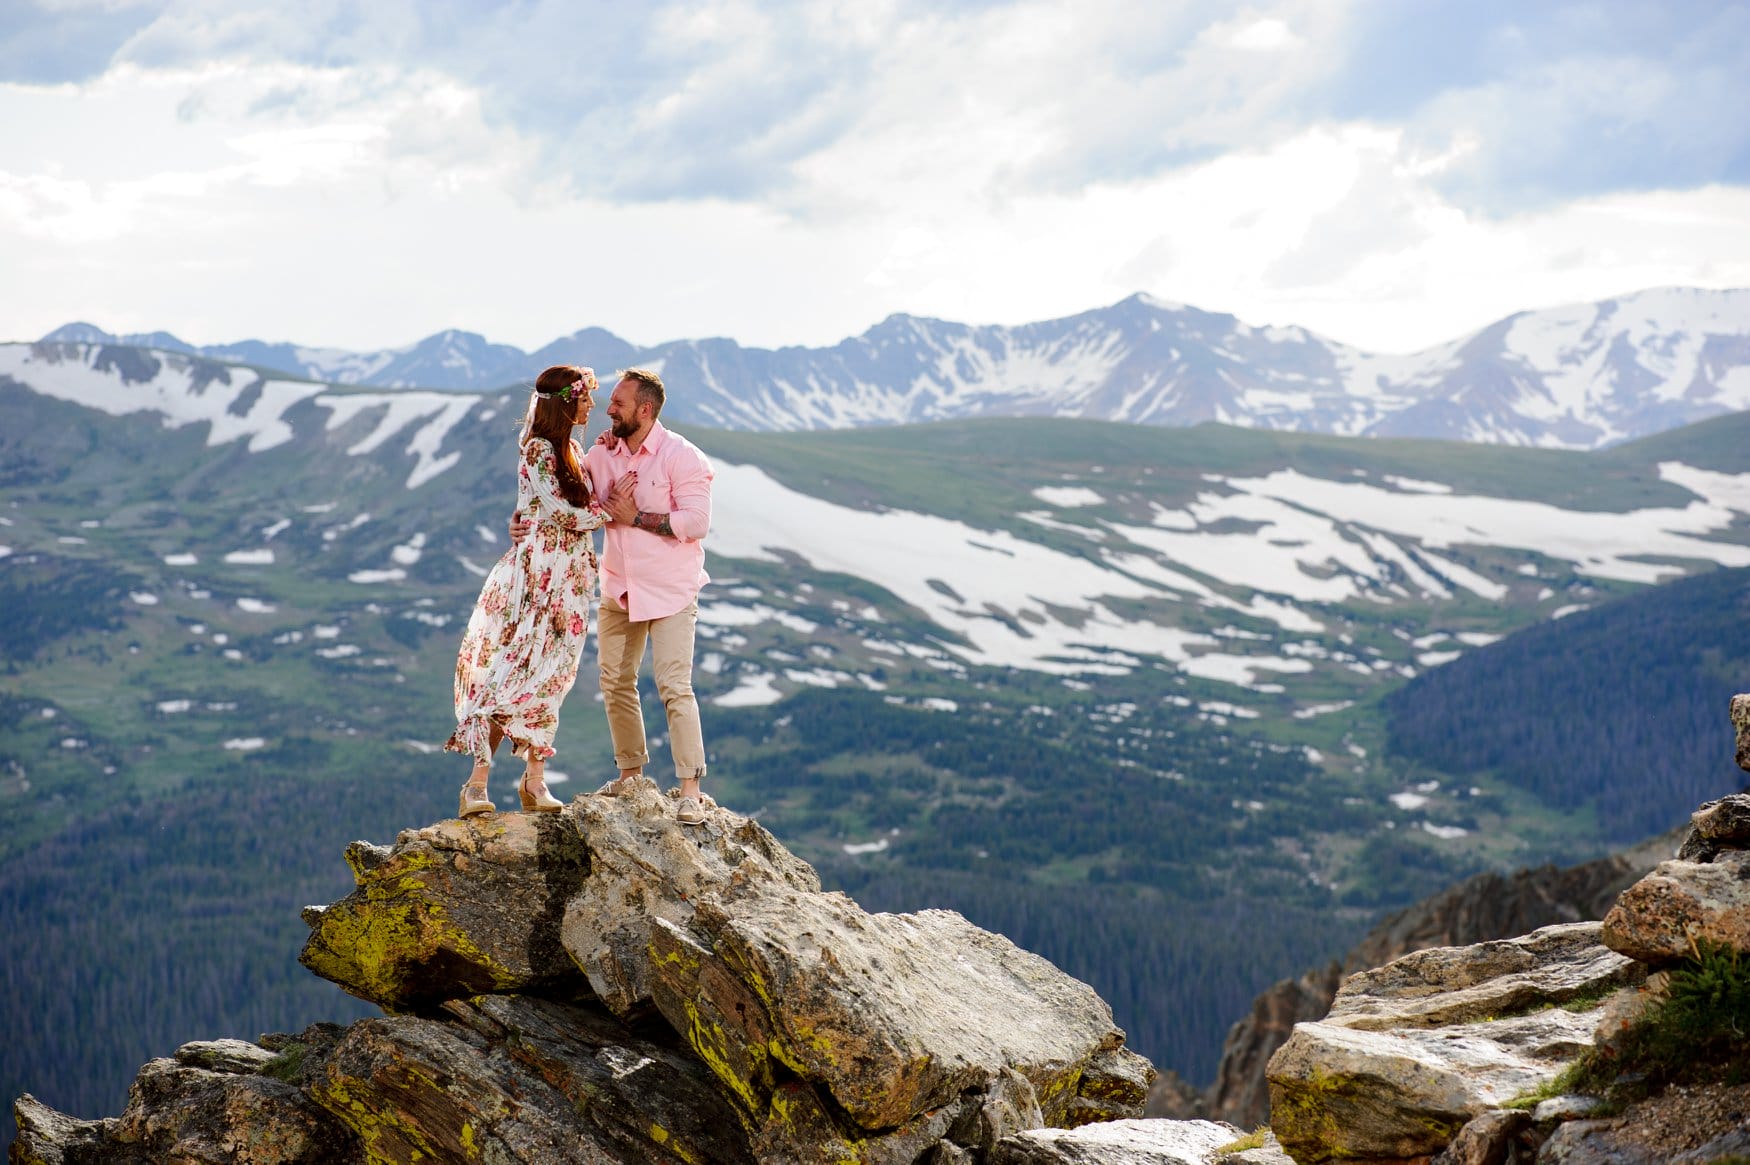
[1220,17,1300,52]
[0,1,1744,356]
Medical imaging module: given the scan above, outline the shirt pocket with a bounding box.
[637,470,672,510]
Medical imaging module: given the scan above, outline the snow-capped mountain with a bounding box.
[31,286,1750,448]
[6,334,1750,695]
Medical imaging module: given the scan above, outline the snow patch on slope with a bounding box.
[1124,468,1750,593]
[710,463,1304,683]
[0,345,323,452]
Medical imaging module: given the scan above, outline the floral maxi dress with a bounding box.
[444,438,605,764]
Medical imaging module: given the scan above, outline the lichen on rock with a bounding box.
[1265,923,1634,1163]
[298,813,590,1010]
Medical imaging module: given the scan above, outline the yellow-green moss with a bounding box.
[303,893,520,1004]
[315,1075,444,1163]
[765,1035,810,1077]
[766,1022,836,1073]
[680,999,769,1114]
[651,944,702,973]
[1215,1126,1270,1154]
[1271,1069,1362,1162]
[765,1089,867,1165]
[260,1042,309,1082]
[645,1121,712,1165]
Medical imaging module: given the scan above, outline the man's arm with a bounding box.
[638,448,712,541]
[631,510,676,538]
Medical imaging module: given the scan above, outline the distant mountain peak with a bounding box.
[39,322,197,355]
[27,286,1750,448]
[1127,291,1188,312]
[40,322,116,344]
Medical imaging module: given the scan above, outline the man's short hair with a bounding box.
[617,368,665,418]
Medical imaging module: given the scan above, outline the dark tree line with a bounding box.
[0,770,412,1120]
[1385,565,1750,843]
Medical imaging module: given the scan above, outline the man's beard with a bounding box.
[611,415,638,439]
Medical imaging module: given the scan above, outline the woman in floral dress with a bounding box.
[444,364,611,816]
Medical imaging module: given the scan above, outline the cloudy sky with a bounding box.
[2,1,1747,355]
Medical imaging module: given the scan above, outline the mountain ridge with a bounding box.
[34,284,1750,448]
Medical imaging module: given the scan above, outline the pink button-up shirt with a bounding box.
[584,421,713,622]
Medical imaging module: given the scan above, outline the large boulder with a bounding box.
[558,776,820,1015]
[1601,849,1750,963]
[1266,923,1640,1164]
[299,814,590,1009]
[647,881,1152,1160]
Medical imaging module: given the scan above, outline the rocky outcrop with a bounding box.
[1198,693,1739,1133]
[298,814,590,1009]
[12,1034,359,1164]
[1198,829,1678,1131]
[1266,922,1641,1164]
[1733,692,1750,772]
[12,787,1154,1164]
[1602,848,1750,962]
[1260,700,1750,1165]
[1604,790,1750,963]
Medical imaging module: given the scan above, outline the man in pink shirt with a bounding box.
[509,367,716,824]
[590,368,716,823]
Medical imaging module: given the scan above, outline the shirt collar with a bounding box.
[633,420,669,457]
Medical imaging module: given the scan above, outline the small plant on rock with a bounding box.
[1663,939,1750,1045]
[1520,939,1750,1106]
[260,1042,310,1083]
[1215,1125,1270,1154]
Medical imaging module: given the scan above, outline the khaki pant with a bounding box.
[597,595,706,781]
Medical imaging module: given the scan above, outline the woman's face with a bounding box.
[573,384,594,426]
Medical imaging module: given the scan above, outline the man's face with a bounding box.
[607,378,645,439]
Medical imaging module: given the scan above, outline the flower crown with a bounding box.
[538,368,597,404]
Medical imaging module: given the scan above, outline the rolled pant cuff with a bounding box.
[615,752,651,771]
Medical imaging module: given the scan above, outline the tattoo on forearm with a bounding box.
[634,511,675,538]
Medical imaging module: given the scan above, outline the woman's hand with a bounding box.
[606,473,638,525]
[507,510,532,541]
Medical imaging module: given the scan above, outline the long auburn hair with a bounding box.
[522,365,593,506]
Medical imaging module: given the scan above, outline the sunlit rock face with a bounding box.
[1265,921,1643,1164]
[1605,791,1750,963]
[14,788,1154,1164]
